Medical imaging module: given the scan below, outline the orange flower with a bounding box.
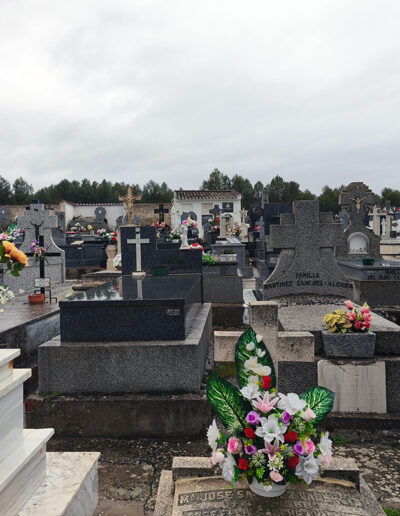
[14,250,28,265]
[2,240,14,253]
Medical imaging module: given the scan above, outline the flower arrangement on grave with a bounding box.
[168,231,181,241]
[324,301,372,333]
[104,231,118,243]
[182,215,198,228]
[0,285,15,305]
[113,253,122,269]
[30,240,46,261]
[0,241,28,306]
[87,225,93,231]
[97,228,107,236]
[190,243,204,252]
[0,224,23,243]
[210,217,220,231]
[202,253,219,266]
[206,328,335,497]
[254,224,260,231]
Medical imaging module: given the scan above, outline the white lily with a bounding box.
[277,392,306,415]
[207,419,220,452]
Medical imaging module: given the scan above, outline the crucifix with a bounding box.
[119,185,141,224]
[154,203,169,224]
[209,205,220,223]
[127,227,150,272]
[31,221,44,240]
[339,183,377,226]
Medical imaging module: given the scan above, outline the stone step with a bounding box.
[19,451,100,516]
[0,368,31,401]
[0,349,20,383]
[0,428,54,516]
[0,383,23,465]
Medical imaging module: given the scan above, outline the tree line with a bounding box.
[0,169,399,212]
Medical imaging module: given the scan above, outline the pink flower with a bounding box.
[305,440,315,454]
[270,470,283,483]
[362,321,371,329]
[320,454,332,465]
[182,220,188,225]
[347,311,357,322]
[345,300,354,310]
[354,320,362,330]
[362,312,372,322]
[260,439,280,460]
[253,392,279,414]
[300,407,316,422]
[227,437,242,454]
[210,450,225,465]
[360,305,370,314]
[194,222,198,228]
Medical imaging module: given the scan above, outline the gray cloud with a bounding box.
[0,0,399,195]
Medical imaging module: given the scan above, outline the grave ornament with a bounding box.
[119,185,141,225]
[154,203,169,224]
[206,327,335,497]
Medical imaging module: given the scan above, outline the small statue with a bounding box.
[381,218,387,236]
[350,196,365,215]
[180,224,189,249]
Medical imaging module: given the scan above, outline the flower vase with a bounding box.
[28,293,45,304]
[248,478,287,498]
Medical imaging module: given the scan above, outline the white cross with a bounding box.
[127,228,150,272]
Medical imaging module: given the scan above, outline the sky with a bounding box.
[0,0,400,195]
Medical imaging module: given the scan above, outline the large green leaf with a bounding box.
[206,372,251,431]
[235,327,276,389]
[300,386,335,425]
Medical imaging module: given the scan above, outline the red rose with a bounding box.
[244,428,255,439]
[238,458,249,471]
[284,430,298,444]
[286,455,299,469]
[262,376,272,390]
[112,237,117,241]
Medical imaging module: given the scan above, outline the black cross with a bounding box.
[154,203,169,223]
[31,221,44,240]
[209,205,220,223]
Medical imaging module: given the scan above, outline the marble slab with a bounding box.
[0,369,31,400]
[318,360,387,413]
[19,452,100,516]
[0,349,19,383]
[0,384,23,464]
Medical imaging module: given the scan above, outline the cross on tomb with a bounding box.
[339,182,377,226]
[119,185,141,225]
[209,205,220,223]
[18,202,59,253]
[126,227,150,272]
[154,203,169,224]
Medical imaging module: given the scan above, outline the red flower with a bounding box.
[244,428,255,439]
[112,237,117,241]
[284,430,298,443]
[262,376,272,390]
[286,455,299,469]
[238,458,249,470]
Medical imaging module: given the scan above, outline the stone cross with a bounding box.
[372,205,381,236]
[154,203,169,224]
[264,200,353,299]
[240,208,247,223]
[17,202,60,253]
[127,227,150,272]
[209,205,220,224]
[219,215,230,239]
[339,182,377,226]
[119,186,141,225]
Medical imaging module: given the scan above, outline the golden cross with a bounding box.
[119,185,141,224]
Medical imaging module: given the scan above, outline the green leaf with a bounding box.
[206,372,251,431]
[0,245,4,258]
[235,327,276,389]
[300,386,335,425]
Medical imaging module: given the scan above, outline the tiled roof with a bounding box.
[175,190,241,200]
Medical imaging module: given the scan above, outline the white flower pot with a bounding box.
[249,478,287,498]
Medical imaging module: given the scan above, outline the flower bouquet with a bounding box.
[182,216,198,228]
[113,253,122,269]
[206,328,334,497]
[30,240,46,261]
[202,253,219,266]
[324,300,372,333]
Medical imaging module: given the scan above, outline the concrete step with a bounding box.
[0,348,20,383]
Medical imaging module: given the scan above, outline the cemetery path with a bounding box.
[47,435,400,515]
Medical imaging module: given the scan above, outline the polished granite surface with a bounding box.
[61,275,202,306]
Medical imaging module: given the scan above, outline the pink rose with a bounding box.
[300,407,316,422]
[270,470,283,483]
[305,440,315,454]
[345,300,354,310]
[210,450,225,465]
[227,437,243,454]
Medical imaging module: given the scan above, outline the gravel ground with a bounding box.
[47,435,400,515]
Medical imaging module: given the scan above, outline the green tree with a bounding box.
[141,181,173,203]
[231,174,254,209]
[267,175,285,202]
[300,189,316,201]
[200,168,232,190]
[12,177,34,204]
[318,186,343,213]
[0,175,12,204]
[381,188,400,208]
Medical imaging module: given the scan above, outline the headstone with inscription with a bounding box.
[336,182,380,260]
[154,456,384,516]
[263,200,353,299]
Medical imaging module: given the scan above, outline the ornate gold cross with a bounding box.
[119,185,141,224]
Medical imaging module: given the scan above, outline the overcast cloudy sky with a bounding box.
[0,0,399,194]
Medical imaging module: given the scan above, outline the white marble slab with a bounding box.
[19,452,100,516]
[0,384,23,464]
[318,360,387,413]
[0,349,19,383]
[0,428,54,494]
[0,369,31,400]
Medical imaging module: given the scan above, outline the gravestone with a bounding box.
[154,456,384,516]
[338,209,349,229]
[0,206,11,228]
[120,225,202,275]
[336,183,380,260]
[154,203,169,224]
[209,204,220,223]
[95,206,106,222]
[263,200,353,299]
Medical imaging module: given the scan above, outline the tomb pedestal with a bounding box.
[0,349,99,516]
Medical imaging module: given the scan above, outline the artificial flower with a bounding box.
[256,334,263,343]
[286,455,299,469]
[245,445,257,456]
[256,348,266,358]
[280,410,293,426]
[253,392,279,414]
[295,454,320,485]
[345,300,354,310]
[246,341,255,351]
[277,392,306,415]
[245,411,260,425]
[284,430,298,443]
[305,440,315,454]
[222,454,236,482]
[270,470,283,483]
[244,427,256,439]
[207,419,220,452]
[238,458,249,470]
[300,407,316,422]
[262,376,272,390]
[255,414,286,443]
[261,439,280,459]
[318,432,332,457]
[227,437,242,454]
[293,441,305,456]
[240,384,261,401]
[210,450,224,465]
